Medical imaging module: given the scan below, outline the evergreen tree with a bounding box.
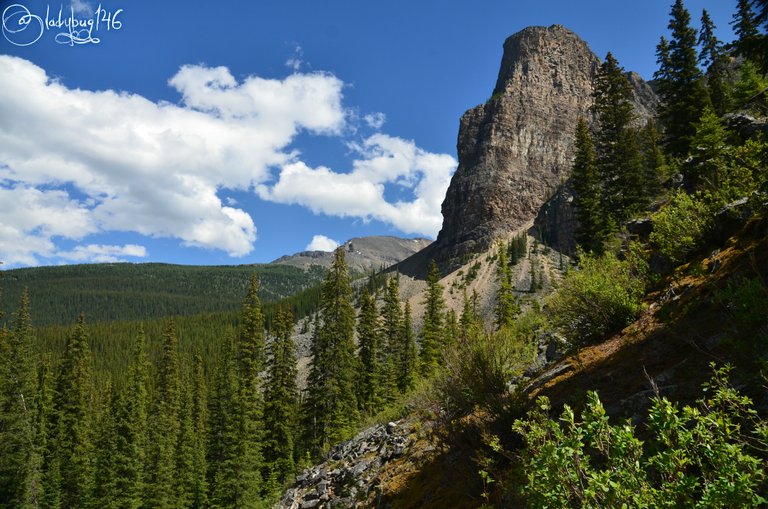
[399,301,418,393]
[263,308,298,489]
[0,291,40,508]
[443,309,459,354]
[494,242,518,329]
[640,120,666,200]
[36,356,59,509]
[571,118,603,252]
[593,52,647,220]
[356,289,380,411]
[732,0,762,62]
[699,9,732,115]
[459,290,482,343]
[656,0,711,156]
[233,275,266,504]
[190,353,209,509]
[733,59,768,110]
[147,321,181,509]
[303,248,358,453]
[94,385,118,509]
[108,329,149,509]
[419,261,445,375]
[55,315,95,509]
[175,373,196,508]
[379,277,403,401]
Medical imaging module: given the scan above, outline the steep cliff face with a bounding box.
[408,25,657,273]
[433,25,600,268]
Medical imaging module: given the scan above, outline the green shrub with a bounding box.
[513,365,768,508]
[715,277,768,338]
[440,311,542,416]
[650,191,712,263]
[546,253,644,345]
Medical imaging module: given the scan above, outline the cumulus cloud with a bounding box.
[0,55,455,267]
[305,235,339,252]
[363,112,386,130]
[70,0,94,16]
[258,134,457,236]
[0,55,345,265]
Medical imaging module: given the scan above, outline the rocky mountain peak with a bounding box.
[408,25,655,274]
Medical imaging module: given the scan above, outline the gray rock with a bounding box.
[421,25,655,272]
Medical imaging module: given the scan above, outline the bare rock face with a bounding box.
[417,25,656,271]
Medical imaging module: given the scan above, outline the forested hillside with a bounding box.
[0,263,326,326]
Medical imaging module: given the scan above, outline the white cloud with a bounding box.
[285,44,305,72]
[305,235,339,252]
[70,0,94,16]
[0,55,345,265]
[0,55,456,267]
[363,112,386,130]
[258,134,457,237]
[58,244,148,263]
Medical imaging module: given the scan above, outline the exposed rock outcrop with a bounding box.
[400,25,656,273]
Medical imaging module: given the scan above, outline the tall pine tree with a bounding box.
[356,289,380,412]
[0,291,40,509]
[379,276,403,402]
[656,0,711,157]
[303,248,358,454]
[419,261,445,375]
[147,321,181,509]
[571,118,602,253]
[699,9,732,115]
[55,315,95,509]
[263,308,298,489]
[398,301,418,393]
[494,242,518,329]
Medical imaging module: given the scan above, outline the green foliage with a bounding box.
[494,243,518,330]
[399,302,418,394]
[507,233,528,267]
[0,291,41,508]
[715,277,768,339]
[547,253,644,345]
[699,9,732,115]
[303,248,358,454]
[379,277,404,403]
[650,191,712,263]
[54,315,96,509]
[420,261,445,375]
[513,366,768,507]
[356,289,380,412]
[655,0,711,156]
[571,118,603,253]
[441,309,541,417]
[733,60,768,112]
[0,262,325,327]
[263,309,299,491]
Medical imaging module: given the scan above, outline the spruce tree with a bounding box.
[94,385,118,509]
[459,290,482,343]
[147,321,181,509]
[640,120,666,201]
[36,356,59,509]
[593,52,647,221]
[732,0,761,62]
[0,291,40,509]
[233,275,266,503]
[303,248,358,453]
[356,289,380,411]
[494,243,518,329]
[699,9,732,115]
[379,277,403,401]
[190,353,208,509]
[399,301,418,393]
[571,118,602,253]
[263,308,298,488]
[419,261,445,375]
[55,315,95,509]
[656,0,711,156]
[175,373,195,508]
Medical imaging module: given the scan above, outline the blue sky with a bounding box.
[0,0,737,267]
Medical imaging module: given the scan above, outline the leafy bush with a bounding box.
[715,277,768,342]
[546,253,644,345]
[650,191,712,263]
[440,311,542,416]
[513,365,768,508]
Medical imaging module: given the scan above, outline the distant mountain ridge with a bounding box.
[271,236,432,274]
